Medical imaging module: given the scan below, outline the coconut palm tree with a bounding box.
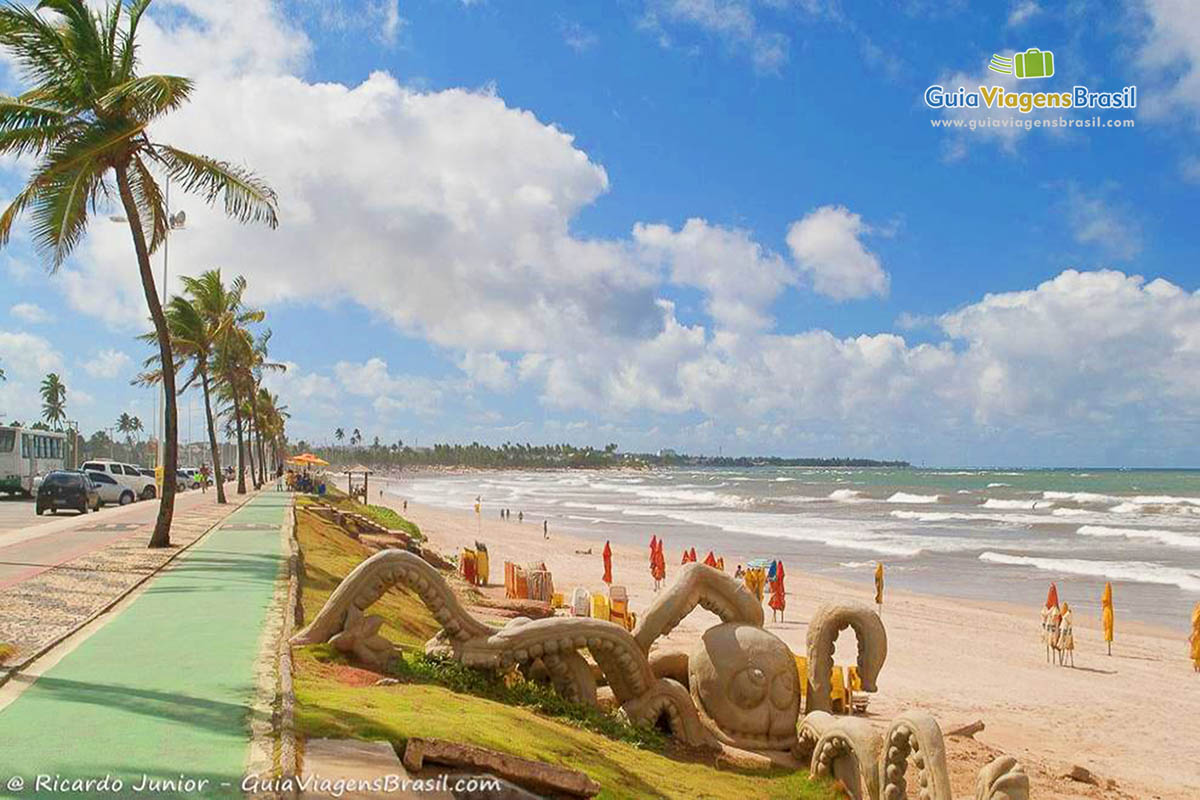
[351,428,362,447]
[0,357,6,381]
[0,0,278,546]
[40,373,66,429]
[335,427,344,451]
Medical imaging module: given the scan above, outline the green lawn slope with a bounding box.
[291,506,837,800]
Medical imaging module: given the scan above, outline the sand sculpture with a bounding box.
[294,553,1029,799]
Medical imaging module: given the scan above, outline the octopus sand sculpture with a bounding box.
[294,553,1029,800]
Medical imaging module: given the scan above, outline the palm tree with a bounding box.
[335,427,345,451]
[0,357,6,381]
[149,270,257,504]
[0,0,278,546]
[40,373,66,429]
[351,428,362,447]
[116,411,133,458]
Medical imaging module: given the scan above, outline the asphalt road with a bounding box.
[0,489,219,589]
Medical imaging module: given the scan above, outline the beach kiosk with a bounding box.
[341,463,373,502]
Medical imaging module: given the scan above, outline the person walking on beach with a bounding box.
[543,519,549,539]
[518,511,523,523]
[199,463,210,494]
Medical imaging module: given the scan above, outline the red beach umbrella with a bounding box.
[704,551,718,568]
[602,540,613,584]
[649,536,658,576]
[768,561,786,612]
[1045,582,1059,609]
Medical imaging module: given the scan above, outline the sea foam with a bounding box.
[979,552,1200,592]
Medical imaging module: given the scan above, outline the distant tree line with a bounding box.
[298,436,907,470]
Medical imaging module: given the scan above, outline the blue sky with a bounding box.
[2,0,1199,466]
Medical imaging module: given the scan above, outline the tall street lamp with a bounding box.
[110,179,185,469]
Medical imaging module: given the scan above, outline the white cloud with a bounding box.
[640,0,793,72]
[562,21,598,52]
[458,351,513,391]
[634,218,794,330]
[929,63,1027,159]
[786,205,888,300]
[0,330,64,376]
[1062,184,1142,260]
[82,348,133,379]
[1006,0,1040,27]
[334,358,456,416]
[1134,0,1200,120]
[10,302,50,323]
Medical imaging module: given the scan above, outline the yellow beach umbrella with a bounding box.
[1101,582,1114,656]
[291,452,329,466]
[1191,602,1200,673]
[874,562,884,610]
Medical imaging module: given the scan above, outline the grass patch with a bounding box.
[292,508,836,800]
[308,490,425,542]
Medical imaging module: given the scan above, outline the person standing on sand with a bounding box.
[543,519,549,539]
[518,511,523,523]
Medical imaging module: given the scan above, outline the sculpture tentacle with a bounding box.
[879,711,952,800]
[632,563,764,654]
[292,550,496,646]
[619,677,717,749]
[809,716,882,800]
[795,710,836,761]
[805,600,887,713]
[974,756,1030,800]
[542,650,598,707]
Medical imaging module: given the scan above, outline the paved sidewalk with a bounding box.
[0,493,290,799]
[0,492,251,674]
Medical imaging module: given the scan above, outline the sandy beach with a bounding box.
[374,485,1200,800]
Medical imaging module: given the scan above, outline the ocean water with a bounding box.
[390,467,1200,632]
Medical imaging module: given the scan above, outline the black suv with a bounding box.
[35,470,101,515]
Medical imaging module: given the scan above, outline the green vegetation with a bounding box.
[293,503,836,800]
[0,0,278,547]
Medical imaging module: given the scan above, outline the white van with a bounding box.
[79,460,156,500]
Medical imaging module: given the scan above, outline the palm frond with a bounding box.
[150,144,278,228]
[98,74,193,121]
[115,0,152,82]
[27,156,106,268]
[128,153,166,252]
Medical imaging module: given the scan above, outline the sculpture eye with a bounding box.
[730,667,768,708]
[769,671,796,709]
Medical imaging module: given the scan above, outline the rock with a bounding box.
[1063,765,1098,785]
[402,738,600,798]
[946,719,985,738]
[374,677,400,686]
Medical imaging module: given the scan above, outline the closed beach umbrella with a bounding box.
[655,538,666,581]
[874,562,884,607]
[704,551,718,568]
[1102,582,1114,656]
[1045,583,1059,610]
[768,561,786,620]
[681,548,689,565]
[689,547,697,563]
[649,536,658,577]
[1190,602,1200,672]
[602,540,613,585]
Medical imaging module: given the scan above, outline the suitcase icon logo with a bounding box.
[988,48,1055,79]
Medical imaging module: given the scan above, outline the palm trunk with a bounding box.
[232,385,247,495]
[254,417,266,485]
[245,407,258,490]
[200,368,226,504]
[116,163,175,548]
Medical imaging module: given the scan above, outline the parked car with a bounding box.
[35,470,100,515]
[79,460,156,500]
[85,470,136,506]
[177,467,196,491]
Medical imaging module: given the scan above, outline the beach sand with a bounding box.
[374,487,1199,799]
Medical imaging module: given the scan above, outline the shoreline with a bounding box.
[372,480,1200,800]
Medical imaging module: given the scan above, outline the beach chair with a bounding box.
[551,592,564,609]
[794,654,808,700]
[571,587,591,617]
[830,666,846,714]
[609,585,634,631]
[591,593,610,622]
[847,666,869,714]
[475,547,489,586]
[460,549,477,586]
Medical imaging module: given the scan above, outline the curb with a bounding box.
[0,492,256,689]
[278,498,301,796]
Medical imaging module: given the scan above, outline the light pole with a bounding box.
[110,180,185,470]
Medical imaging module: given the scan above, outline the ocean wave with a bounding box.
[1042,491,1118,505]
[887,492,941,504]
[1129,495,1200,508]
[979,552,1200,592]
[1051,508,1092,517]
[1076,525,1200,550]
[828,489,866,502]
[778,494,826,504]
[661,509,928,557]
[982,498,1043,510]
[839,561,874,568]
[986,482,1011,488]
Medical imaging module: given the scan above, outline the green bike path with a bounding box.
[0,493,290,799]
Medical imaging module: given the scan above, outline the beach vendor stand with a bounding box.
[341,463,373,503]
